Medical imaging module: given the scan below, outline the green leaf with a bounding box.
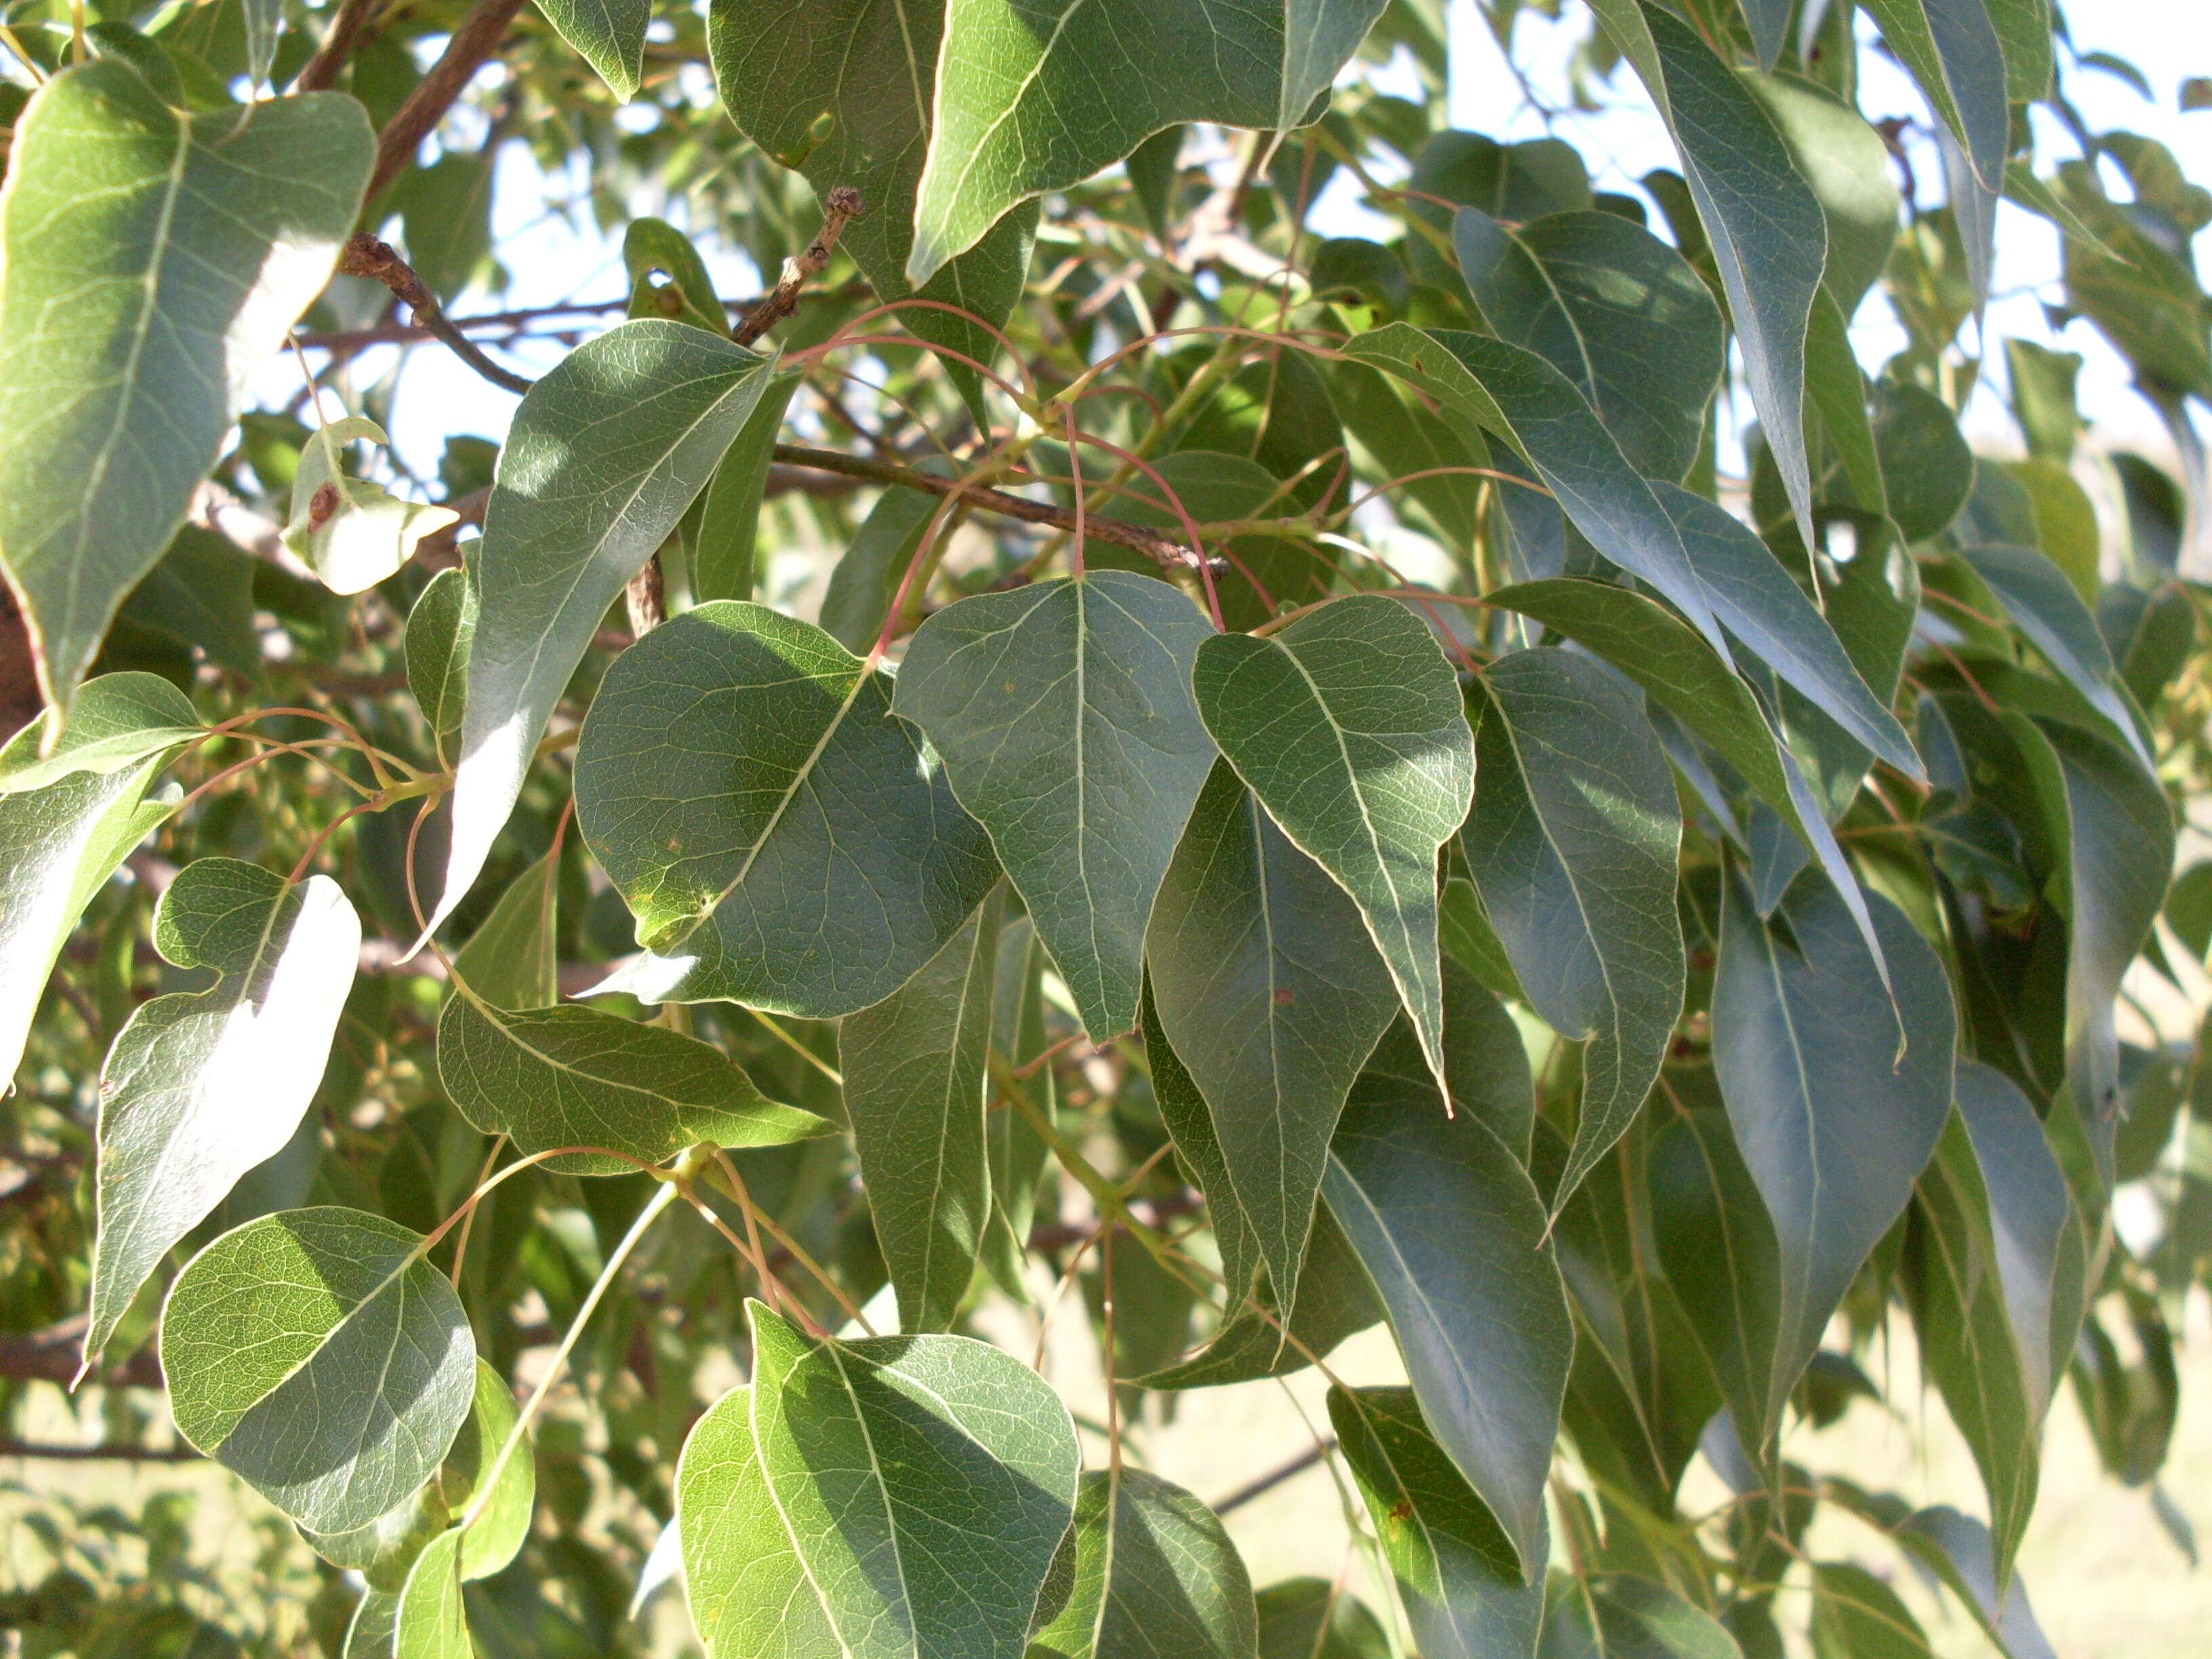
[451,848,559,1012]
[1861,0,2008,203]
[1194,594,1474,1090]
[345,1590,401,1659]
[1325,357,1488,556]
[161,1206,477,1534]
[1321,1015,1572,1579]
[1809,1561,1933,1659]
[1328,1385,1546,1659]
[1536,1573,1742,1659]
[393,1527,470,1659]
[1804,289,1886,514]
[1462,648,1684,1206]
[822,483,942,655]
[676,1303,1080,1659]
[1142,977,1258,1300]
[1873,380,1973,543]
[692,375,802,605]
[120,523,265,684]
[1712,869,1954,1429]
[0,671,201,794]
[1405,131,1593,289]
[982,914,1055,1298]
[1028,1468,1259,1659]
[1453,207,1722,481]
[575,600,999,1017]
[1254,1579,1390,1659]
[711,0,1040,420]
[436,323,776,937]
[437,994,834,1176]
[1146,762,1399,1308]
[405,568,472,760]
[623,218,724,331]
[1959,544,2149,766]
[840,888,1004,1332]
[0,759,174,1085]
[87,857,361,1367]
[893,571,1217,1040]
[281,416,459,596]
[1341,324,1725,656]
[0,63,371,711]
[535,0,647,100]
[1746,71,1902,318]
[908,0,1389,284]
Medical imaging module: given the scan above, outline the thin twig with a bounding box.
[771,443,1222,578]
[337,234,533,395]
[735,187,866,348]
[290,0,382,92]
[365,0,529,201]
[0,1440,201,1462]
[1212,1439,1336,1515]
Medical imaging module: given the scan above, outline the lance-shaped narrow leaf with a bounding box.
[1343,324,1725,656]
[0,62,371,710]
[1454,207,1723,482]
[1194,596,1473,1091]
[692,374,802,605]
[405,568,472,762]
[711,0,1040,419]
[281,416,459,596]
[1860,0,2009,205]
[2015,716,2173,1183]
[677,1303,1080,1659]
[1712,868,1954,1423]
[575,601,999,1017]
[1809,1563,1933,1659]
[1329,1385,1547,1658]
[1589,3,1828,548]
[909,0,1389,284]
[161,1207,477,1534]
[435,324,776,938]
[840,889,1005,1332]
[86,858,361,1368]
[0,672,202,795]
[893,571,1217,1040]
[1147,762,1400,1309]
[1321,1016,1572,1579]
[537,0,647,100]
[1028,1467,1259,1659]
[437,995,834,1176]
[983,915,1055,1298]
[1961,544,2150,767]
[1143,978,1260,1301]
[0,760,174,1084]
[1536,1572,1741,1659]
[1462,648,1684,1206]
[450,848,559,1012]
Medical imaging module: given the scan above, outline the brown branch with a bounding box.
[294,300,636,356]
[1212,1439,1336,1515]
[340,234,535,395]
[0,1314,162,1389]
[0,1440,201,1462]
[365,0,529,202]
[735,186,865,348]
[290,0,382,93]
[769,444,1223,577]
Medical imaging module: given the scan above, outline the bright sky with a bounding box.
[325,1,2212,495]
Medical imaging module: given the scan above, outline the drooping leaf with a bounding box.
[1254,1578,1391,1659]
[821,483,943,655]
[893,571,1216,1040]
[0,672,201,795]
[909,0,1389,284]
[1959,544,2149,766]
[405,566,473,765]
[840,888,1004,1332]
[692,373,802,605]
[1860,0,2009,208]
[435,323,776,937]
[1711,868,1954,1425]
[1747,70,1903,318]
[575,600,1000,1017]
[281,416,460,596]
[1195,594,1474,1090]
[450,848,559,1012]
[1028,1467,1259,1659]
[1321,1015,1573,1579]
[1147,762,1399,1309]
[1453,207,1723,481]
[676,1303,1080,1659]
[710,0,1040,419]
[161,1206,477,1534]
[1325,357,1488,558]
[86,858,361,1367]
[1536,1572,1741,1659]
[437,994,834,1175]
[982,914,1056,1297]
[1462,648,1683,1206]
[1329,1385,1547,1659]
[1809,1562,1933,1659]
[0,62,371,710]
[0,759,174,1085]
[535,0,648,100]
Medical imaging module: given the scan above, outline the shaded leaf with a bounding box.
[575,600,999,1017]
[405,568,472,760]
[1536,1572,1741,1659]
[393,1527,470,1659]
[1028,1468,1258,1659]
[450,848,559,1012]
[0,671,201,795]
[982,914,1056,1298]
[87,858,361,1366]
[1254,1578,1390,1659]
[0,63,371,709]
[1960,544,2148,766]
[162,1207,476,1534]
[894,571,1216,1040]
[692,373,802,605]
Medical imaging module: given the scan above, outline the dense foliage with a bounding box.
[1,0,2208,1655]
